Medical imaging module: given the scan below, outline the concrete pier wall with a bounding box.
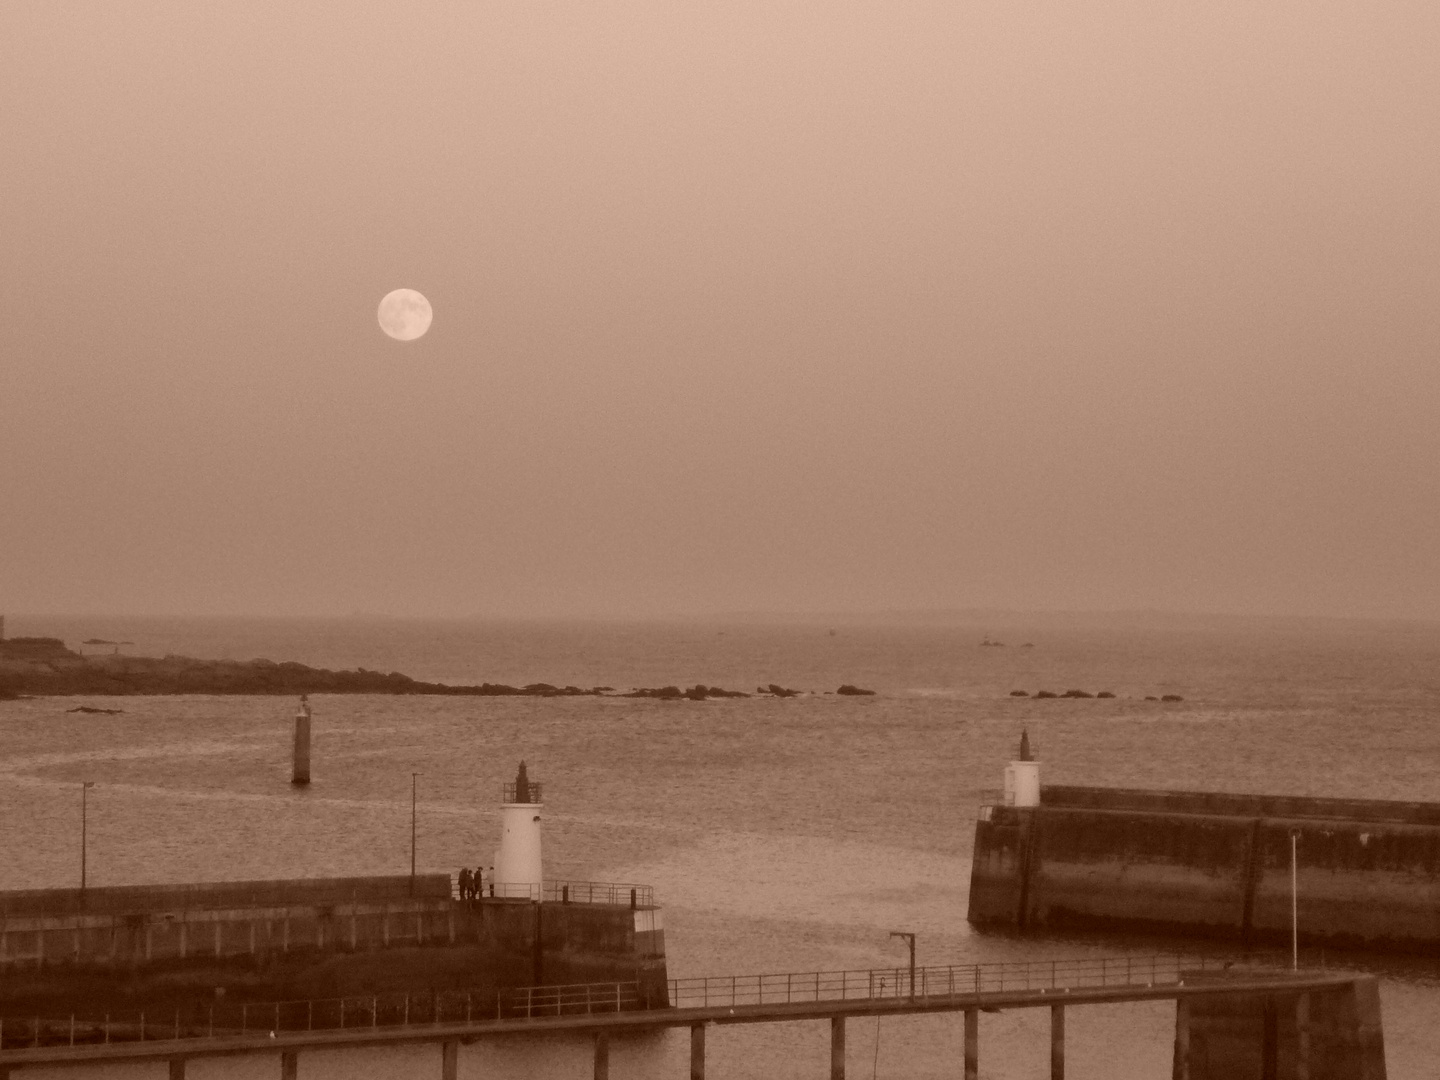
[0,875,668,1016]
[969,787,1440,952]
[1181,971,1387,1080]
[1026,809,1254,936]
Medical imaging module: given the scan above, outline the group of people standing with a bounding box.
[457,866,491,900]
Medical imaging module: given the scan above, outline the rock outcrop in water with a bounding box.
[1009,688,1180,702]
[622,684,749,700]
[0,637,863,702]
[0,642,610,698]
[757,683,802,697]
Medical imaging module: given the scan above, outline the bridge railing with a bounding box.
[499,982,643,1019]
[0,988,509,1050]
[0,979,653,1050]
[0,954,1236,1049]
[666,954,1227,1009]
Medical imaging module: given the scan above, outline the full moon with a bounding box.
[377,288,433,341]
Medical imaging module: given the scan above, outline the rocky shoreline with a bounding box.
[0,638,874,700]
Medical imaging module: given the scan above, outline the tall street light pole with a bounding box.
[81,781,95,893]
[889,931,917,1001]
[410,772,418,895]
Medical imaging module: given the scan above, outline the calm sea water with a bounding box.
[3,615,1439,1079]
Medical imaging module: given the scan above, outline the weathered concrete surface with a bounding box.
[0,876,668,1017]
[1045,786,1440,828]
[967,815,1030,928]
[969,787,1440,953]
[0,874,452,919]
[1180,971,1386,1080]
[1025,809,1254,937]
[1249,821,1440,951]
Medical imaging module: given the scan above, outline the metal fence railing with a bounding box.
[545,881,653,907]
[0,988,501,1050]
[0,954,1245,1050]
[974,788,1005,820]
[0,979,662,1050]
[499,982,642,1019]
[453,879,654,907]
[666,954,1228,1010]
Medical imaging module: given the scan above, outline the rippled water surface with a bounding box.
[3,615,1439,1078]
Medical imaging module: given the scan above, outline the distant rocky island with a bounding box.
[0,636,873,700]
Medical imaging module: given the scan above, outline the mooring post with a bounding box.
[1051,1003,1065,1080]
[964,1008,978,1080]
[830,1015,845,1080]
[168,1059,185,1080]
[1295,992,1310,1080]
[281,1049,298,1080]
[594,1030,610,1080]
[442,1039,458,1080]
[1172,999,1190,1080]
[691,1021,706,1080]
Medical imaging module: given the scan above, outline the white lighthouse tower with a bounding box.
[493,761,544,899]
[1003,729,1041,807]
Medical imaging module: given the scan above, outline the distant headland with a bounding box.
[0,636,872,700]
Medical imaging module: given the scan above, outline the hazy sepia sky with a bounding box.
[3,2,1437,619]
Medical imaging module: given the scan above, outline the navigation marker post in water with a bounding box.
[80,780,95,892]
[292,696,312,785]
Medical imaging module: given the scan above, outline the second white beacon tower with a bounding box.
[493,761,544,899]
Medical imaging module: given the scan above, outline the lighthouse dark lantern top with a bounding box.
[1019,729,1034,762]
[504,760,542,804]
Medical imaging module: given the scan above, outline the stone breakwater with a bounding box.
[0,875,669,1018]
[969,785,1440,954]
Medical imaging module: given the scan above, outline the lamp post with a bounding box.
[410,772,418,894]
[889,931,917,1000]
[81,781,95,893]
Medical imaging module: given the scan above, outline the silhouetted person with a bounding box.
[458,867,472,900]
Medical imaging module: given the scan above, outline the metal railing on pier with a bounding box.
[0,982,651,1051]
[973,788,1005,821]
[500,982,643,1019]
[666,954,1228,1010]
[1,988,498,1050]
[0,953,1233,1051]
[453,878,654,907]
